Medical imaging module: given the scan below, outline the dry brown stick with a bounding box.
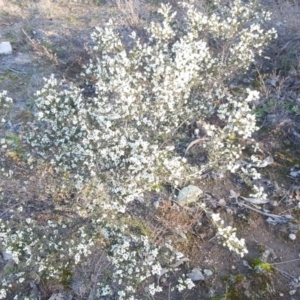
[185,137,210,154]
[22,29,58,65]
[239,201,289,219]
[271,258,300,265]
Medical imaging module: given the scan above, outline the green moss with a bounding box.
[0,70,20,81]
[221,274,246,300]
[225,287,242,300]
[3,263,16,276]
[93,0,106,4]
[122,218,152,237]
[276,44,300,75]
[251,258,274,273]
[251,77,262,89]
[254,104,270,118]
[4,132,27,162]
[4,31,16,40]
[60,268,73,288]
[251,272,275,297]
[235,274,244,283]
[151,183,164,191]
[275,150,300,166]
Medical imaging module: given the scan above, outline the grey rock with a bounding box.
[0,42,12,54]
[290,171,300,178]
[211,172,224,179]
[176,185,203,205]
[2,251,13,261]
[203,269,213,276]
[187,267,205,281]
[153,200,160,209]
[289,290,296,296]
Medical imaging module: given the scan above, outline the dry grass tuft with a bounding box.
[155,200,204,241]
[22,29,58,64]
[114,0,146,27]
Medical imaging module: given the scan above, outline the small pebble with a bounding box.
[289,233,296,240]
[290,171,300,178]
[153,200,160,209]
[231,265,236,270]
[289,289,296,296]
[198,155,205,162]
[204,269,213,276]
[279,293,284,297]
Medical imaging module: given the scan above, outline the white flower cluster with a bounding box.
[101,224,163,298]
[249,185,268,200]
[211,213,248,257]
[99,222,194,299]
[201,89,261,173]
[183,0,277,71]
[238,155,270,197]
[0,203,196,299]
[176,276,195,292]
[26,1,276,205]
[0,214,95,298]
[0,91,12,121]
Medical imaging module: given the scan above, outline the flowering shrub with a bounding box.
[0,211,95,299]
[0,91,12,124]
[0,206,195,299]
[98,221,193,299]
[26,0,276,204]
[0,0,279,299]
[0,91,13,150]
[211,213,248,257]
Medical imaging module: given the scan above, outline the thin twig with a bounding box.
[185,138,210,154]
[238,201,287,218]
[22,29,58,65]
[0,203,19,217]
[7,68,27,75]
[271,258,300,265]
[170,199,189,210]
[274,267,296,280]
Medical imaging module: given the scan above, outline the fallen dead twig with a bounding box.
[238,201,292,220]
[22,29,58,65]
[7,68,28,75]
[0,203,19,217]
[170,199,189,210]
[185,138,210,154]
[271,258,300,265]
[274,267,296,280]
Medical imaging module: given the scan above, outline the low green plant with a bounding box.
[251,258,274,273]
[283,102,300,115]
